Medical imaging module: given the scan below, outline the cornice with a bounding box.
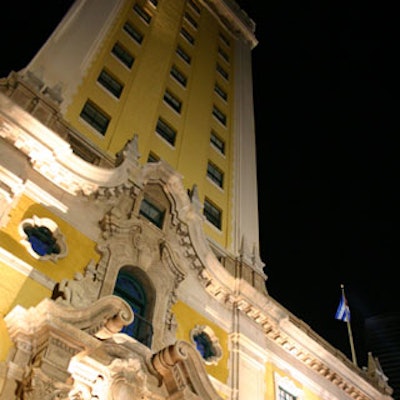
[202,276,390,400]
[201,0,258,49]
[0,94,139,196]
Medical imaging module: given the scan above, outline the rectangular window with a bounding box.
[147,152,159,163]
[170,65,187,87]
[80,100,110,135]
[278,387,296,400]
[204,198,222,230]
[156,118,176,145]
[140,197,165,228]
[219,32,230,47]
[111,42,134,68]
[188,0,201,14]
[216,63,229,80]
[184,11,198,28]
[123,21,143,44]
[176,45,191,64]
[180,27,195,45]
[210,131,225,154]
[212,105,227,126]
[218,46,229,62]
[133,3,152,23]
[214,83,227,101]
[164,90,182,113]
[207,161,224,188]
[97,69,124,98]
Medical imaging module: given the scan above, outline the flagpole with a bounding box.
[341,284,357,367]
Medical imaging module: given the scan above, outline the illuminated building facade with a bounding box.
[0,0,394,399]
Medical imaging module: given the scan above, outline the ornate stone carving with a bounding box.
[152,341,224,400]
[53,261,101,308]
[1,294,225,400]
[18,215,68,262]
[0,296,134,400]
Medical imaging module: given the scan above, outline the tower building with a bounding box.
[0,1,394,399]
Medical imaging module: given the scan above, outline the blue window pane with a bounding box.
[113,271,153,346]
[23,225,60,256]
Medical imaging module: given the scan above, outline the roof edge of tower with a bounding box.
[201,0,258,49]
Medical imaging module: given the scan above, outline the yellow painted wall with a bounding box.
[0,194,100,360]
[171,301,229,384]
[303,388,321,400]
[266,363,322,400]
[63,0,235,252]
[0,195,100,283]
[265,363,275,400]
[65,0,186,158]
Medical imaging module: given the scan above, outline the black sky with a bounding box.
[239,0,398,368]
[1,1,398,368]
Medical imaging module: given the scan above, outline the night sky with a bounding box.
[239,0,398,368]
[1,1,398,369]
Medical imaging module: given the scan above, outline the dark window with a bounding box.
[214,83,227,101]
[219,32,230,47]
[140,197,165,228]
[184,11,198,28]
[111,42,134,68]
[188,0,201,14]
[204,198,222,229]
[278,387,297,400]
[218,46,229,62]
[147,152,159,163]
[170,65,187,87]
[156,118,176,145]
[23,225,60,256]
[210,131,225,154]
[97,69,124,98]
[207,161,224,188]
[193,332,216,360]
[181,27,195,45]
[80,100,110,135]
[133,3,152,23]
[216,63,229,80]
[212,105,227,126]
[123,21,143,44]
[113,271,153,347]
[176,45,191,64]
[164,90,182,113]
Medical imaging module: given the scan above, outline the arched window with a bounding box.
[113,270,153,347]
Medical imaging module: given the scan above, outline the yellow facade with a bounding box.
[0,195,100,283]
[64,0,233,250]
[0,194,101,359]
[172,301,229,383]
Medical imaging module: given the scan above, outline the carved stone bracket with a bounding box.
[1,297,224,400]
[152,341,224,400]
[0,296,133,400]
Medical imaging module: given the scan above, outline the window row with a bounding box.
[140,189,222,232]
[79,98,227,155]
[78,106,225,230]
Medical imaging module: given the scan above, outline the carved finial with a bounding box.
[188,184,202,214]
[116,134,141,166]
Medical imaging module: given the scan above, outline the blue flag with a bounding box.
[335,292,350,322]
